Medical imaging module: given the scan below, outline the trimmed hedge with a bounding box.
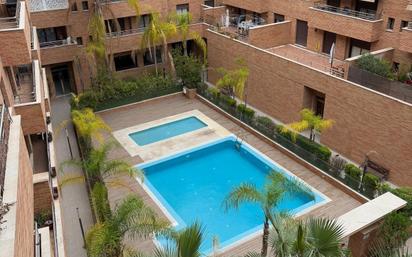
[344,164,362,180]
[237,104,255,122]
[73,74,182,111]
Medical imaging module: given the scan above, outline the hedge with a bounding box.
[344,163,362,180]
[73,74,182,111]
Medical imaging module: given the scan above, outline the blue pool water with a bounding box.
[139,137,325,252]
[129,116,207,146]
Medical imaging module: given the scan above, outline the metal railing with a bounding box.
[0,103,11,197]
[105,27,145,38]
[34,222,42,257]
[39,38,77,48]
[313,3,379,21]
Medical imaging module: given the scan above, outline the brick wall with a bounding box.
[248,21,292,49]
[221,0,267,13]
[206,30,412,186]
[33,177,52,215]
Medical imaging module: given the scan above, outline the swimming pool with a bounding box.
[129,116,207,146]
[139,137,326,253]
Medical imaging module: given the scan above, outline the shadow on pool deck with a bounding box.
[97,93,362,256]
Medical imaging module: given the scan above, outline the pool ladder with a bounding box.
[235,130,246,150]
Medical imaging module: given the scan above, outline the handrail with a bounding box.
[39,38,77,48]
[313,3,379,21]
[105,27,145,38]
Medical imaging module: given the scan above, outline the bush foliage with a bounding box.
[172,49,203,89]
[356,54,395,80]
[344,164,362,180]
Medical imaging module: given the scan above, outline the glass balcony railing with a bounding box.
[313,3,379,21]
[39,38,77,48]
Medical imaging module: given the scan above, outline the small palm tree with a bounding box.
[223,171,312,257]
[86,195,169,257]
[216,58,249,100]
[60,140,143,186]
[71,108,111,154]
[142,12,177,75]
[280,108,334,142]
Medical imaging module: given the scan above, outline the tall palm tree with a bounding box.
[141,12,177,75]
[223,171,312,257]
[91,182,112,223]
[169,12,207,61]
[71,107,111,154]
[269,214,346,257]
[280,108,334,142]
[60,140,143,186]
[86,195,169,257]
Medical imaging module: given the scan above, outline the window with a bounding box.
[139,14,151,29]
[143,48,162,66]
[204,0,214,7]
[114,52,137,71]
[349,38,371,57]
[176,4,189,15]
[37,26,67,43]
[118,17,132,31]
[400,20,408,31]
[82,1,89,11]
[71,2,78,11]
[387,17,395,30]
[76,37,83,45]
[274,13,285,23]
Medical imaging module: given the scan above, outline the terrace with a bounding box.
[97,93,363,255]
[268,44,346,78]
[29,0,68,12]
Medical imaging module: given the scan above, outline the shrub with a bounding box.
[388,187,412,217]
[172,49,203,89]
[220,94,236,108]
[207,87,220,100]
[356,54,395,80]
[237,104,255,121]
[34,209,52,227]
[254,116,277,138]
[363,173,380,190]
[344,163,362,181]
[377,212,411,250]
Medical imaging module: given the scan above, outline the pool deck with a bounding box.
[97,93,362,256]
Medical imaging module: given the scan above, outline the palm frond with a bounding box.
[58,174,85,188]
[222,183,262,211]
[177,222,204,257]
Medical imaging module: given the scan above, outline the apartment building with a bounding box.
[24,1,412,182]
[0,1,63,257]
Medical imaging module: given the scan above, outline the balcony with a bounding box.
[408,0,412,11]
[14,60,48,135]
[220,0,268,13]
[0,1,32,66]
[39,38,80,65]
[29,0,68,12]
[309,3,383,42]
[399,23,412,53]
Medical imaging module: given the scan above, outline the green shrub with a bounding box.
[377,212,411,250]
[356,54,395,80]
[34,209,52,227]
[220,94,237,108]
[363,173,380,190]
[172,49,203,89]
[388,187,412,217]
[255,116,275,129]
[207,87,220,100]
[344,163,362,180]
[237,104,255,121]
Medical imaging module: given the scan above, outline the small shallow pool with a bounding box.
[139,137,326,253]
[129,116,207,146]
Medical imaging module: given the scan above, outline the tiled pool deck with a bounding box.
[97,93,362,256]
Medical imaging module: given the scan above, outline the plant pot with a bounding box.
[183,87,197,99]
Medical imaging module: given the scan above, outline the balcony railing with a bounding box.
[313,3,379,21]
[39,38,77,48]
[105,27,145,38]
[14,64,36,104]
[0,103,11,196]
[0,0,20,30]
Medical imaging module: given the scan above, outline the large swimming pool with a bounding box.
[129,116,207,146]
[139,137,326,253]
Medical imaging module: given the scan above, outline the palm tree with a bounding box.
[280,108,334,142]
[369,240,412,257]
[223,171,312,257]
[142,12,177,75]
[269,214,346,257]
[216,58,249,101]
[86,195,169,257]
[169,12,207,61]
[71,108,111,154]
[60,140,143,186]
[91,182,112,223]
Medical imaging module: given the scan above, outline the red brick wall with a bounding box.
[206,30,412,186]
[248,21,292,49]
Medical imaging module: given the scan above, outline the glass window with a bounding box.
[143,48,162,66]
[71,2,78,11]
[82,1,89,11]
[387,17,395,30]
[114,52,138,71]
[139,14,151,29]
[274,13,285,23]
[176,4,189,15]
